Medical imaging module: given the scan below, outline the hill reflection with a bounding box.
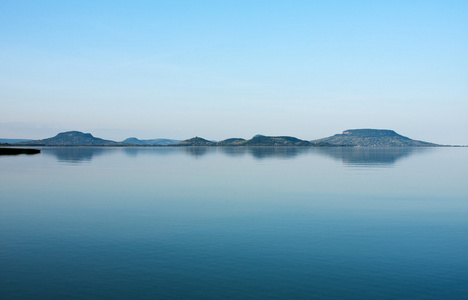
[219,147,308,159]
[313,147,430,166]
[43,146,430,166]
[183,147,217,158]
[42,147,108,163]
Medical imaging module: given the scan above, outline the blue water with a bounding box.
[1,147,467,299]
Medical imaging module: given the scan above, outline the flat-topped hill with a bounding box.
[18,131,121,146]
[312,129,439,147]
[342,129,400,137]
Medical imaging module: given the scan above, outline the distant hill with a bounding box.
[174,137,217,146]
[216,138,247,146]
[312,129,439,147]
[17,131,121,146]
[241,135,312,146]
[236,135,334,147]
[176,135,335,147]
[0,138,33,144]
[122,137,182,146]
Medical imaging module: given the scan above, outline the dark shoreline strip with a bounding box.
[0,148,41,155]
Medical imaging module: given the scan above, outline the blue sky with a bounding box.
[1,0,467,144]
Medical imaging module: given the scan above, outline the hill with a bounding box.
[122,137,182,146]
[241,135,312,146]
[17,131,121,146]
[312,129,439,147]
[216,138,247,146]
[174,137,216,146]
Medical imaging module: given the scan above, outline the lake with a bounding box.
[1,147,467,299]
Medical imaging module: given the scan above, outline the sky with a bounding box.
[1,0,467,144]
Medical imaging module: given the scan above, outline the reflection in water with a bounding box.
[314,147,430,166]
[219,147,307,159]
[43,146,430,166]
[123,147,139,157]
[219,147,248,157]
[123,147,179,157]
[248,147,307,159]
[42,147,107,163]
[219,147,309,159]
[183,147,217,158]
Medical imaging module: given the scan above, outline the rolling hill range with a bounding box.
[6,129,442,147]
[176,135,335,147]
[121,137,182,146]
[15,132,181,146]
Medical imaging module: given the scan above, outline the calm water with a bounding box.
[1,147,467,299]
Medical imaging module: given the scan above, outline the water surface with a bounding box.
[1,147,467,299]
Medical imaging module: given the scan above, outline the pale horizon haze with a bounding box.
[1,1,467,144]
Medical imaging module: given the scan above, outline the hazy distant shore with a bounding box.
[2,129,454,147]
